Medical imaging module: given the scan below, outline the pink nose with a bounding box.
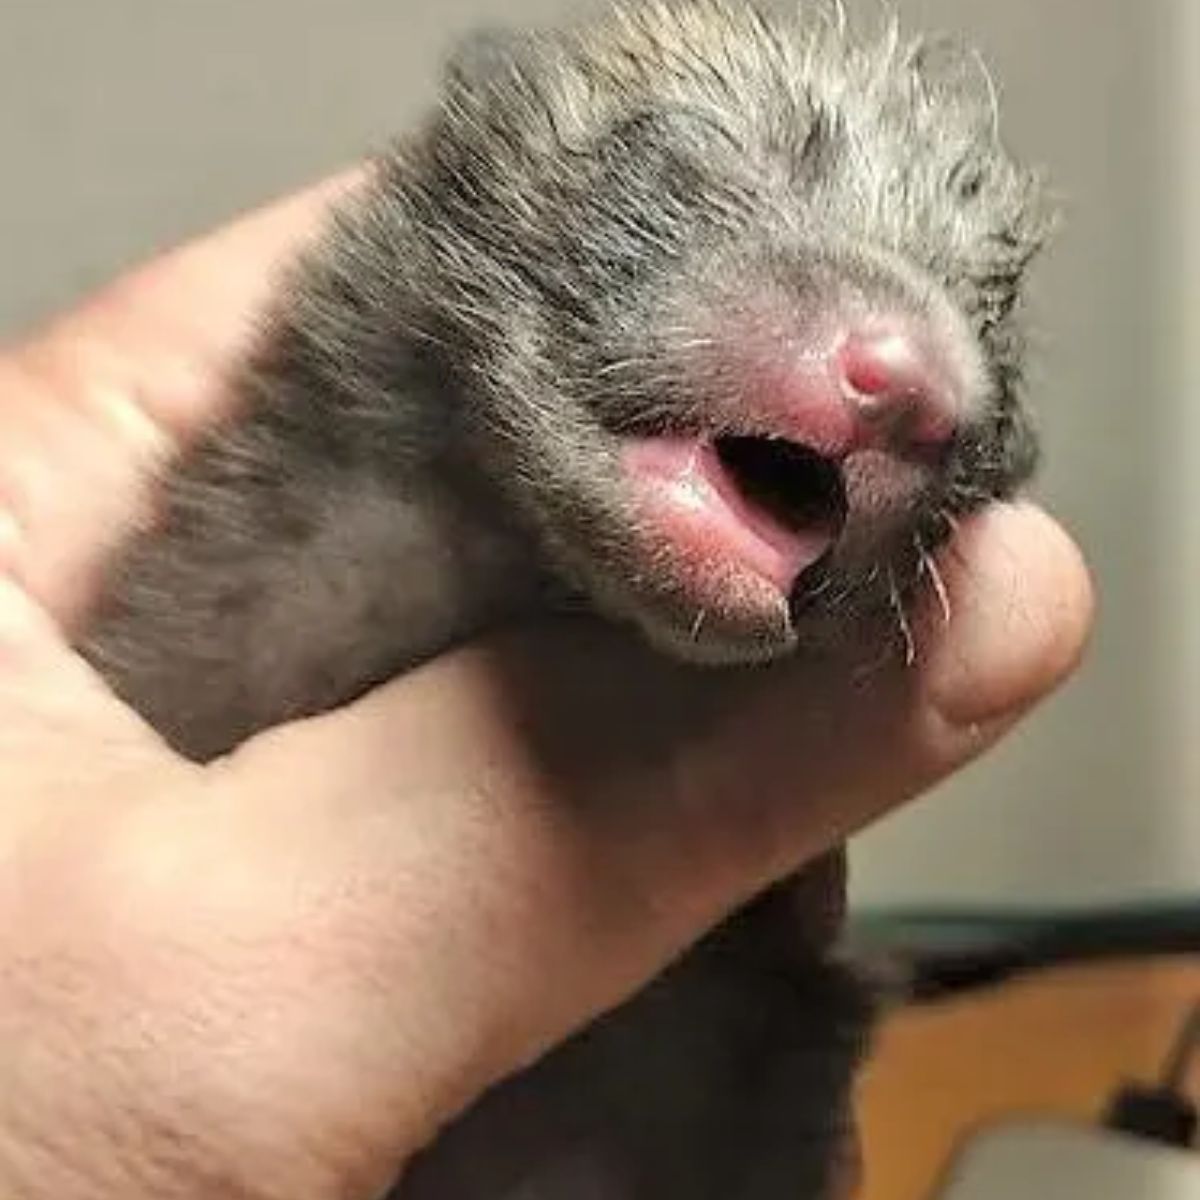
[837,329,959,450]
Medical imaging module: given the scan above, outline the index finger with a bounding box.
[0,171,361,625]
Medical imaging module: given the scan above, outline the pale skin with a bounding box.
[0,177,1093,1200]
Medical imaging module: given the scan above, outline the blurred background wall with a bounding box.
[1,1,1191,909]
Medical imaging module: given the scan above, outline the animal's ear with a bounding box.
[443,28,538,96]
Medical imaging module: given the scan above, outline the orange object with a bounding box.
[856,959,1200,1200]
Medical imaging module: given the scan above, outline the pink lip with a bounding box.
[622,436,835,595]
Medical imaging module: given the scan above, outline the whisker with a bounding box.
[939,508,963,537]
[916,535,952,626]
[801,573,838,603]
[888,565,916,667]
[831,0,849,39]
[936,510,974,573]
[969,46,1002,143]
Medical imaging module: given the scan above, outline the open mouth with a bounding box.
[715,435,847,564]
[623,433,849,597]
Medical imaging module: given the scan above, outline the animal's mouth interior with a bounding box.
[714,435,848,570]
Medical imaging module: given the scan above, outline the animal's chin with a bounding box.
[617,432,850,659]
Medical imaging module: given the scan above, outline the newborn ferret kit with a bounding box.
[83,2,1054,1197]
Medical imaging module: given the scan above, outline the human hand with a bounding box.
[0,180,1093,1199]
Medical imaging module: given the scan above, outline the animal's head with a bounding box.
[408,0,1054,663]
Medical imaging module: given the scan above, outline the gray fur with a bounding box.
[79,2,1053,1196]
